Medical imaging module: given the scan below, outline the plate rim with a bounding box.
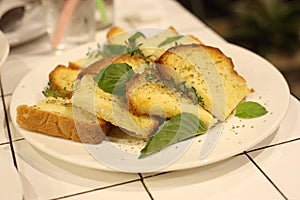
[9,42,290,173]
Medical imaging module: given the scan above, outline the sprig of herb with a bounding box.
[158,35,184,47]
[42,81,67,99]
[159,74,204,106]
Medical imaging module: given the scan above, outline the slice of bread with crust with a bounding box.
[49,65,81,98]
[73,75,159,138]
[111,53,155,74]
[16,97,111,144]
[106,26,203,59]
[157,44,253,120]
[126,68,214,128]
[69,56,160,138]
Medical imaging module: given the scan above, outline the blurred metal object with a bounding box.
[0,0,40,33]
[0,6,25,32]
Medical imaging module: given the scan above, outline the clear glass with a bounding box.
[95,0,113,30]
[42,0,96,51]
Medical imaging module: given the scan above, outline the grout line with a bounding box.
[0,77,18,169]
[246,138,300,154]
[50,178,142,200]
[0,93,13,98]
[244,153,288,200]
[138,173,154,200]
[0,138,25,146]
[142,171,172,179]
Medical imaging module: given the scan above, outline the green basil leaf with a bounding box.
[235,101,268,119]
[158,35,184,47]
[102,44,127,57]
[128,32,146,45]
[139,112,207,158]
[94,63,135,96]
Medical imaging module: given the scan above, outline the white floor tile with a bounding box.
[249,140,300,200]
[0,97,8,144]
[62,181,151,200]
[249,96,300,150]
[13,140,140,200]
[144,155,284,200]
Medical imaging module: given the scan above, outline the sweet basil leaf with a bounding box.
[102,44,127,57]
[235,101,268,119]
[158,35,184,47]
[94,63,135,96]
[128,32,146,45]
[139,112,206,158]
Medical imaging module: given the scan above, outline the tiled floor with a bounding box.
[1,0,299,199]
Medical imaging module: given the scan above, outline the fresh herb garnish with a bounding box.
[94,63,135,96]
[127,32,146,46]
[191,87,204,106]
[158,35,184,47]
[139,112,206,158]
[101,44,128,57]
[145,73,157,81]
[42,81,67,98]
[235,101,268,119]
[159,74,204,105]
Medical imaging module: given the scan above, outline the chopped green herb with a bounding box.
[145,73,157,81]
[139,112,206,158]
[235,101,268,119]
[101,44,128,57]
[127,32,145,46]
[158,35,184,47]
[42,81,67,99]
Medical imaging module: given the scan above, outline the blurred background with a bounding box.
[177,0,300,98]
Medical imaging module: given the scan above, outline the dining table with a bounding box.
[0,0,299,199]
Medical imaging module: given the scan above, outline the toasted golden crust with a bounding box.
[126,69,214,127]
[106,26,126,41]
[74,75,160,138]
[49,65,81,98]
[16,97,111,144]
[67,61,82,70]
[126,69,179,117]
[111,53,155,73]
[186,34,203,44]
[157,44,253,120]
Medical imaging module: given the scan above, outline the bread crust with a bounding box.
[157,43,253,120]
[49,65,81,98]
[16,101,111,144]
[126,68,214,127]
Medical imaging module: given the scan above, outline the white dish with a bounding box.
[10,42,290,173]
[0,149,23,200]
[1,2,46,47]
[0,31,9,67]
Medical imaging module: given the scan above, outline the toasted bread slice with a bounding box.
[106,26,203,59]
[111,53,155,74]
[73,74,159,138]
[16,97,111,144]
[157,44,253,120]
[126,68,214,127]
[106,26,130,45]
[49,65,81,98]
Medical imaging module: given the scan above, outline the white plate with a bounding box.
[0,149,23,200]
[1,2,46,47]
[9,42,290,173]
[0,31,9,67]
